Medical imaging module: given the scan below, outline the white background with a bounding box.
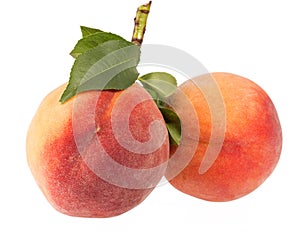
[1,0,299,230]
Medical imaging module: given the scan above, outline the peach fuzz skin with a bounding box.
[165,72,282,202]
[26,83,169,217]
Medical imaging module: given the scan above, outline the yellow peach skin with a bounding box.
[27,83,169,217]
[166,72,282,202]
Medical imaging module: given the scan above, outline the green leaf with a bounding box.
[138,72,181,145]
[138,72,177,99]
[70,32,126,58]
[159,106,182,145]
[142,86,161,105]
[80,26,103,37]
[60,40,140,103]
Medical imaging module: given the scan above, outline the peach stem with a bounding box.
[131,1,152,46]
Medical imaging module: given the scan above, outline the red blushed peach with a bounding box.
[165,72,282,202]
[26,83,169,217]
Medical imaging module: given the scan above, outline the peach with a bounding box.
[26,83,169,217]
[165,72,282,202]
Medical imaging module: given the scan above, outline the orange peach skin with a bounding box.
[166,72,282,202]
[26,83,169,217]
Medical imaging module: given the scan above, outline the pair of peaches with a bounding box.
[26,72,282,218]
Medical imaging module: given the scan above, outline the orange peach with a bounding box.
[26,83,169,217]
[165,72,282,201]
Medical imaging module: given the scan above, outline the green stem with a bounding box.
[131,1,152,46]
